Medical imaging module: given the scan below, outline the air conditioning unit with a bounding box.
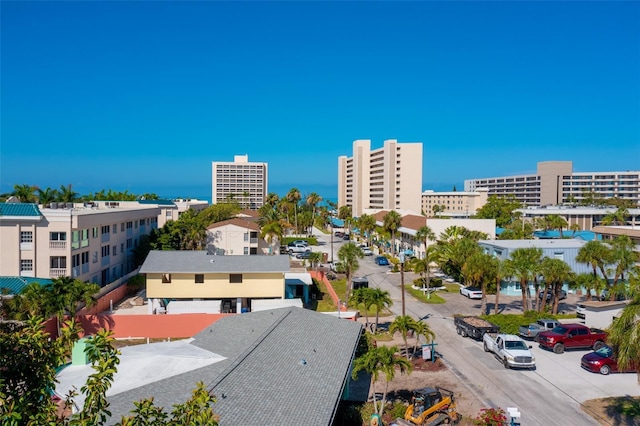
[50,202,58,209]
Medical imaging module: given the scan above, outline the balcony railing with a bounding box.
[101,256,110,267]
[20,242,33,251]
[49,241,67,250]
[50,269,67,278]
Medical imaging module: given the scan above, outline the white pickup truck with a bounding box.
[482,333,536,369]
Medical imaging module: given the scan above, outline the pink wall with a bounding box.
[310,270,346,311]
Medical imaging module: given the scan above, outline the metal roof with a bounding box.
[105,307,363,425]
[0,276,52,295]
[0,203,42,217]
[139,251,291,273]
[479,239,588,249]
[138,199,176,206]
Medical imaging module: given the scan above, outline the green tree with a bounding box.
[607,294,640,384]
[47,276,99,334]
[382,210,402,257]
[484,256,506,315]
[415,225,435,264]
[503,247,543,312]
[369,288,393,333]
[474,195,523,228]
[576,240,612,282]
[539,257,573,314]
[356,214,377,246]
[338,242,363,302]
[58,184,78,203]
[286,188,301,235]
[389,315,417,360]
[351,345,412,417]
[305,192,322,234]
[411,320,436,357]
[338,205,353,235]
[602,207,629,226]
[36,187,59,205]
[608,235,639,296]
[12,184,37,203]
[350,287,375,326]
[547,214,568,238]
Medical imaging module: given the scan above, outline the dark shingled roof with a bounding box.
[106,308,363,425]
[0,203,42,217]
[139,251,290,273]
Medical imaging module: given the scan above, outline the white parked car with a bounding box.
[362,247,373,256]
[460,286,483,299]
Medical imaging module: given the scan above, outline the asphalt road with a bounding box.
[310,229,638,426]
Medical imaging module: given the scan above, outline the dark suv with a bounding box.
[538,290,567,301]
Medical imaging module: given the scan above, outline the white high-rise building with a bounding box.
[338,139,423,217]
[212,155,268,210]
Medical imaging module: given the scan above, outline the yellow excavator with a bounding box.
[393,386,459,426]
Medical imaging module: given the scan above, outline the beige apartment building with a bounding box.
[465,161,640,207]
[206,218,270,256]
[422,188,489,217]
[212,155,268,209]
[517,206,640,231]
[338,139,423,217]
[0,201,161,286]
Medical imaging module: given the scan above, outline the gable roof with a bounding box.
[139,251,290,273]
[236,209,259,219]
[105,307,363,425]
[206,217,260,231]
[0,276,53,295]
[0,203,42,217]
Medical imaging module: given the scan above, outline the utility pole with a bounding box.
[399,251,406,316]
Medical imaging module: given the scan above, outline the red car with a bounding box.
[581,346,636,375]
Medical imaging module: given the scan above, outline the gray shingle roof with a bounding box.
[139,251,291,273]
[106,308,363,425]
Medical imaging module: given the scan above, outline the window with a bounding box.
[50,232,67,241]
[101,226,110,235]
[121,223,125,232]
[21,259,33,271]
[21,231,33,243]
[101,245,110,257]
[126,221,133,230]
[113,224,118,234]
[93,252,98,263]
[113,245,117,256]
[82,252,89,265]
[195,274,204,284]
[126,239,133,249]
[121,243,125,253]
[554,252,564,261]
[50,256,67,268]
[162,273,172,283]
[93,227,99,238]
[229,274,243,283]
[140,219,145,226]
[244,233,249,242]
[72,253,80,267]
[244,247,249,255]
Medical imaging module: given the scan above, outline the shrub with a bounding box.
[474,407,507,425]
[127,274,146,295]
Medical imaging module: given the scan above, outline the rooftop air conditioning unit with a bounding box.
[50,202,58,209]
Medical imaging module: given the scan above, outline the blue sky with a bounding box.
[2,1,639,200]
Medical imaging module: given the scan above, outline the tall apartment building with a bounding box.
[212,155,268,210]
[338,139,423,217]
[422,188,489,217]
[0,201,160,287]
[464,161,640,207]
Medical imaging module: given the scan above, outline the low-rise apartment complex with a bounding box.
[338,139,423,217]
[464,161,640,207]
[517,206,640,231]
[422,188,489,218]
[212,155,268,209]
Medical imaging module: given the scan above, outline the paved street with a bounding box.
[309,228,638,426]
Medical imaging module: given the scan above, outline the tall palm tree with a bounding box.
[576,240,612,281]
[503,247,543,312]
[36,187,59,205]
[338,205,353,235]
[602,207,629,226]
[370,288,393,333]
[351,345,412,416]
[547,214,568,238]
[570,223,581,237]
[539,257,573,314]
[338,242,363,301]
[350,287,375,326]
[484,256,506,315]
[415,225,435,262]
[607,294,640,384]
[609,235,638,296]
[58,184,78,203]
[412,321,436,358]
[389,315,417,359]
[286,188,301,235]
[573,272,602,302]
[382,210,402,257]
[305,192,322,234]
[12,184,37,203]
[265,192,279,208]
[462,251,492,313]
[356,214,377,246]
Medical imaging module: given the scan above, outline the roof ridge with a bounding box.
[207,308,293,390]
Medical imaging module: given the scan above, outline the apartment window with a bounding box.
[244,233,249,242]
[101,245,110,257]
[50,256,67,268]
[93,252,98,263]
[162,274,172,283]
[113,245,117,256]
[113,224,118,234]
[101,226,110,235]
[82,252,89,265]
[121,243,125,253]
[82,229,89,240]
[21,259,33,271]
[126,221,133,230]
[93,227,99,238]
[195,274,204,284]
[229,274,243,283]
[121,223,125,232]
[134,221,138,229]
[244,247,249,255]
[21,231,33,243]
[73,253,80,267]
[50,232,67,241]
[126,239,132,249]
[140,219,145,226]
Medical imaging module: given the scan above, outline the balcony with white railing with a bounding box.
[20,242,33,251]
[50,269,67,278]
[49,241,67,250]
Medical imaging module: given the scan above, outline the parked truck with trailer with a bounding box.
[454,316,500,340]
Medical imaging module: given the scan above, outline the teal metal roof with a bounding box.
[0,203,42,217]
[138,199,176,206]
[0,276,53,295]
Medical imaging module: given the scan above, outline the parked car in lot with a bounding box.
[459,286,482,299]
[288,243,311,254]
[538,324,608,354]
[538,289,567,301]
[581,346,637,375]
[292,240,309,247]
[518,319,560,341]
[374,256,389,266]
[342,233,350,240]
[576,304,586,319]
[334,231,344,237]
[295,251,311,259]
[483,333,536,369]
[362,247,373,256]
[329,262,345,273]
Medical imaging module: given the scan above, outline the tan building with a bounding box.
[141,251,291,314]
[517,206,640,231]
[0,201,160,286]
[422,188,489,218]
[465,161,640,207]
[212,155,268,209]
[206,218,270,255]
[338,139,423,217]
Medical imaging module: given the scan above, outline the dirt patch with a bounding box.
[582,396,640,426]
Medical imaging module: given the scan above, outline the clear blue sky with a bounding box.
[2,1,639,200]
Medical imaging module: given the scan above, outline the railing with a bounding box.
[81,239,89,248]
[20,242,33,251]
[101,256,110,267]
[50,268,67,278]
[49,241,67,250]
[101,234,110,243]
[250,238,258,244]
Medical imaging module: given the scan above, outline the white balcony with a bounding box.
[50,269,67,278]
[49,241,67,250]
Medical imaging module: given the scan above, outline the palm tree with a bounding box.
[576,240,612,281]
[370,288,393,333]
[338,205,352,235]
[350,287,375,326]
[305,192,322,234]
[259,215,284,254]
[573,272,602,302]
[47,276,99,334]
[36,187,59,205]
[357,214,377,246]
[58,184,78,203]
[412,321,436,358]
[308,251,323,271]
[547,215,568,238]
[415,225,435,262]
[351,345,412,416]
[570,223,581,237]
[389,315,417,359]
[503,247,543,312]
[607,294,640,384]
[602,207,629,226]
[265,192,279,208]
[539,257,573,314]
[338,242,363,302]
[286,188,301,235]
[12,184,37,203]
[609,235,638,296]
[382,210,402,257]
[484,256,506,315]
[462,251,492,313]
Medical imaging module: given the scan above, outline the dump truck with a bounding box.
[454,316,500,340]
[394,387,460,426]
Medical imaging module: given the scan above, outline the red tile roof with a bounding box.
[207,218,260,231]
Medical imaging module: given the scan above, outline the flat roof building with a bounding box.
[338,139,422,217]
[464,161,640,207]
[212,155,268,210]
[422,188,489,218]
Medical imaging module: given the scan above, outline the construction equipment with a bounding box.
[394,386,459,426]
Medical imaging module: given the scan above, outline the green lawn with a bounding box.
[406,285,446,304]
[315,278,347,312]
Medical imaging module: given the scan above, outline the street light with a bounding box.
[399,251,406,316]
